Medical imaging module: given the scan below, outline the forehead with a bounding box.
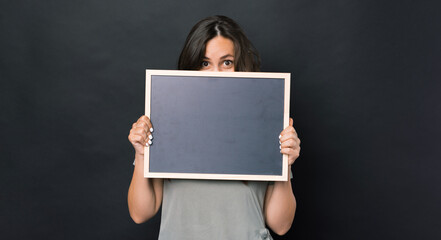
[205,36,234,58]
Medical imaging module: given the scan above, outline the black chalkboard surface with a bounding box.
[144,70,291,181]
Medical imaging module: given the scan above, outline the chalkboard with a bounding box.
[144,70,290,181]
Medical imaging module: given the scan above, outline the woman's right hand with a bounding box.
[128,115,154,155]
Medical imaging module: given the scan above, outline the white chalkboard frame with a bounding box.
[144,69,291,181]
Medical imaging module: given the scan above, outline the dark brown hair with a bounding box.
[178,15,261,72]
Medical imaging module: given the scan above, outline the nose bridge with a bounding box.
[212,65,220,72]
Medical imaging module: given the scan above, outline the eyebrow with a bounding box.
[220,54,234,59]
[203,54,234,60]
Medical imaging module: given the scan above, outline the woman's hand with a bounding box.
[128,115,154,155]
[279,118,301,166]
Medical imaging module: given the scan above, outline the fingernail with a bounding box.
[146,142,149,147]
[279,145,281,149]
[279,140,281,144]
[150,128,154,132]
[279,135,281,139]
[148,140,152,145]
[149,134,153,140]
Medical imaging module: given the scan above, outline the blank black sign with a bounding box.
[145,70,290,181]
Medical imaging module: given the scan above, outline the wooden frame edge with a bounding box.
[145,172,287,181]
[283,73,291,181]
[146,69,289,79]
[144,70,151,178]
[144,69,291,181]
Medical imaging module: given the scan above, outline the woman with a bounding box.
[128,15,301,240]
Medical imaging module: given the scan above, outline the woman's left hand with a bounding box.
[279,118,301,166]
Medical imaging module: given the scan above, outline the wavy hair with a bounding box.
[178,15,261,72]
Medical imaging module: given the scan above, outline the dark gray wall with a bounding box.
[1,0,440,239]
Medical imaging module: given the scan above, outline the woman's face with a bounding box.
[201,36,235,72]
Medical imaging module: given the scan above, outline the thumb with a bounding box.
[289,118,293,126]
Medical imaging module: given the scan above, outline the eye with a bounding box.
[224,60,233,66]
[202,61,209,67]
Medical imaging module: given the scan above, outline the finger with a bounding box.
[133,124,149,138]
[280,147,294,155]
[133,128,147,141]
[279,131,294,143]
[135,120,152,135]
[134,132,151,147]
[146,138,152,146]
[281,126,296,134]
[138,115,153,132]
[289,118,293,126]
[279,131,298,144]
[129,132,147,145]
[139,115,150,122]
[137,116,150,126]
[135,120,148,130]
[280,127,298,143]
[136,117,154,144]
[130,134,145,145]
[147,132,153,140]
[135,120,153,142]
[129,118,152,147]
[280,125,295,136]
[280,139,297,149]
[280,147,300,158]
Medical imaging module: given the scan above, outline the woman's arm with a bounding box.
[264,118,301,235]
[264,170,296,235]
[127,116,164,223]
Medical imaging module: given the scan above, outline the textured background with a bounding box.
[1,0,440,239]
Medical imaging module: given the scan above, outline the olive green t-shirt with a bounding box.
[158,179,273,240]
